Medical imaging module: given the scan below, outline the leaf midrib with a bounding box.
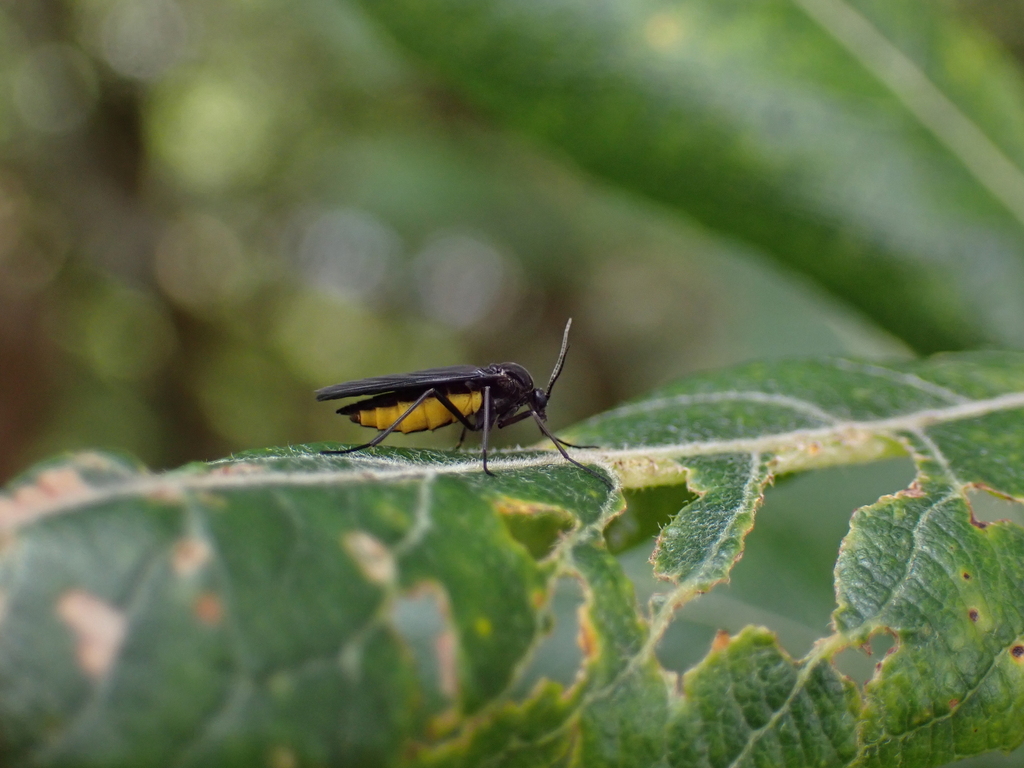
[586,389,1024,460]
[8,389,1024,530]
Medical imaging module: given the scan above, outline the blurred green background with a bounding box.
[3,1,1024,764]
[0,0,922,481]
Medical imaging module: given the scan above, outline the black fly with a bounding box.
[316,319,609,486]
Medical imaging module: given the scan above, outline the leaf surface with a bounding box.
[4,353,1024,766]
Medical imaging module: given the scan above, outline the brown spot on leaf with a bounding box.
[10,485,48,510]
[0,468,92,529]
[56,589,127,679]
[902,483,926,498]
[342,532,396,585]
[711,629,731,653]
[493,498,570,518]
[194,592,223,626]
[1011,645,1024,660]
[147,485,185,504]
[0,499,18,522]
[172,537,212,578]
[577,607,599,659]
[209,462,264,476]
[962,572,971,580]
[949,699,959,709]
[37,468,90,497]
[435,628,458,699]
[969,609,980,623]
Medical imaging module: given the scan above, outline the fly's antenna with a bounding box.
[546,318,573,398]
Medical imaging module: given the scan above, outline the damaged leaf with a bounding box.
[3,353,1024,767]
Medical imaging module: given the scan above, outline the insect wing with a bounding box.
[315,365,492,401]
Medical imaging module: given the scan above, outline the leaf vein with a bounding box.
[847,487,961,634]
[394,473,436,556]
[831,360,969,404]
[584,391,842,424]
[724,651,832,768]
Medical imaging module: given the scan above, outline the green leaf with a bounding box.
[4,353,1024,766]
[650,453,771,591]
[0,450,617,766]
[349,0,1024,353]
[669,627,860,768]
[836,435,1024,766]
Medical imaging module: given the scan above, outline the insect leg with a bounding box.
[430,391,480,432]
[481,386,494,476]
[496,409,531,429]
[552,437,600,449]
[322,388,445,455]
[530,411,612,489]
[496,409,598,449]
[454,425,468,450]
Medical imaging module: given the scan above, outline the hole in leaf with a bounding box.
[637,459,914,676]
[605,484,695,554]
[966,487,1024,526]
[833,631,897,686]
[390,584,455,713]
[654,600,723,675]
[495,499,575,560]
[656,590,823,675]
[510,577,584,700]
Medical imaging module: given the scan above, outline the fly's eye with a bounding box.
[533,389,548,409]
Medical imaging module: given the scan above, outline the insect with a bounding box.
[316,319,609,486]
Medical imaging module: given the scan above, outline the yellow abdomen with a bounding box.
[357,391,483,432]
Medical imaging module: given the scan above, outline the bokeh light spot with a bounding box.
[149,79,274,191]
[412,233,520,330]
[154,213,247,312]
[293,208,400,303]
[102,0,189,82]
[644,12,687,52]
